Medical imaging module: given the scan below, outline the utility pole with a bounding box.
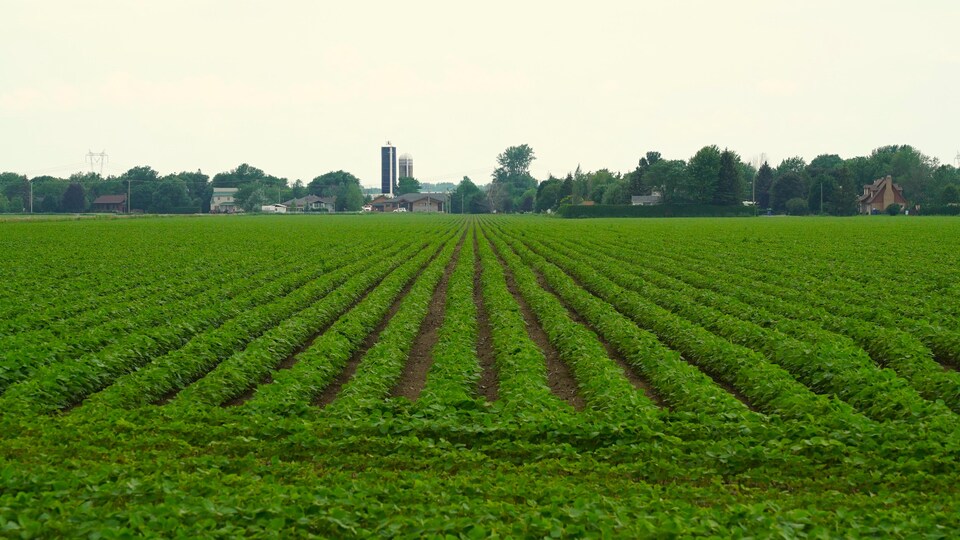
[127,178,131,214]
[29,179,33,214]
[820,181,824,215]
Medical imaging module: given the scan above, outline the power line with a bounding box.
[86,150,108,175]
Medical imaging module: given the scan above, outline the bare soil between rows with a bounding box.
[474,229,500,402]
[390,231,467,400]
[484,229,585,411]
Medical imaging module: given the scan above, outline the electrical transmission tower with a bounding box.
[86,150,108,175]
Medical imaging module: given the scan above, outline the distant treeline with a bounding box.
[2,144,959,215]
[0,165,368,214]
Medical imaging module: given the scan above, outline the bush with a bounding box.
[785,198,809,216]
[885,203,902,216]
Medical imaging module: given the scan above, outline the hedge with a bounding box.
[556,204,755,218]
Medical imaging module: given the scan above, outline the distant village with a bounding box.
[1,143,958,216]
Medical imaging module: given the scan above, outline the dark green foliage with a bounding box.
[557,203,754,218]
[785,197,809,215]
[770,172,807,212]
[452,176,486,214]
[712,149,742,206]
[397,176,421,195]
[308,170,364,211]
[489,144,537,212]
[686,145,721,204]
[940,184,959,205]
[40,195,59,213]
[754,162,774,208]
[885,203,902,215]
[60,183,85,212]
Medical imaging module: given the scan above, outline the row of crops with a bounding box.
[2,215,960,537]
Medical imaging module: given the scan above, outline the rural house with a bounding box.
[369,195,401,212]
[283,195,337,212]
[210,187,239,213]
[858,175,907,214]
[398,193,446,213]
[91,194,127,213]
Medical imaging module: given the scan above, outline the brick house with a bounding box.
[91,194,127,213]
[858,175,907,214]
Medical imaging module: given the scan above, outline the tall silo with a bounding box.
[381,142,397,196]
[399,153,414,179]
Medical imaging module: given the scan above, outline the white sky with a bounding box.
[2,1,958,187]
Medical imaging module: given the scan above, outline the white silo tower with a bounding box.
[399,153,414,179]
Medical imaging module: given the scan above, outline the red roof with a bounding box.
[93,195,126,204]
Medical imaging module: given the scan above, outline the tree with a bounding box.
[40,195,59,213]
[776,156,807,177]
[151,177,191,213]
[645,160,689,204]
[61,183,86,212]
[452,176,484,214]
[0,192,8,213]
[601,183,630,205]
[236,183,269,212]
[212,163,265,188]
[397,176,421,195]
[713,149,743,205]
[940,184,959,205]
[291,180,307,199]
[494,144,535,181]
[1,172,29,211]
[535,177,563,213]
[490,144,537,212]
[168,170,210,211]
[686,145,722,204]
[308,170,363,211]
[626,151,663,196]
[786,197,809,216]
[754,162,774,208]
[770,172,808,212]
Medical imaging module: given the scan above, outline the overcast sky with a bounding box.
[3,1,958,187]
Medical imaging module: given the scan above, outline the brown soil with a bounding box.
[936,355,959,372]
[514,235,760,414]
[485,232,585,411]
[314,242,448,407]
[529,265,668,409]
[390,232,466,400]
[223,259,407,408]
[688,364,760,412]
[474,229,500,402]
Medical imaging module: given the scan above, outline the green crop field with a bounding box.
[2,214,960,538]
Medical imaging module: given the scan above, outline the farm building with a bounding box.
[368,193,447,213]
[631,193,662,206]
[401,193,446,213]
[211,188,240,213]
[858,175,907,214]
[91,194,127,213]
[283,195,336,212]
[260,204,287,213]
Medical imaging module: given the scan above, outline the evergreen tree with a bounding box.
[61,183,86,213]
[755,162,774,208]
[713,149,742,205]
